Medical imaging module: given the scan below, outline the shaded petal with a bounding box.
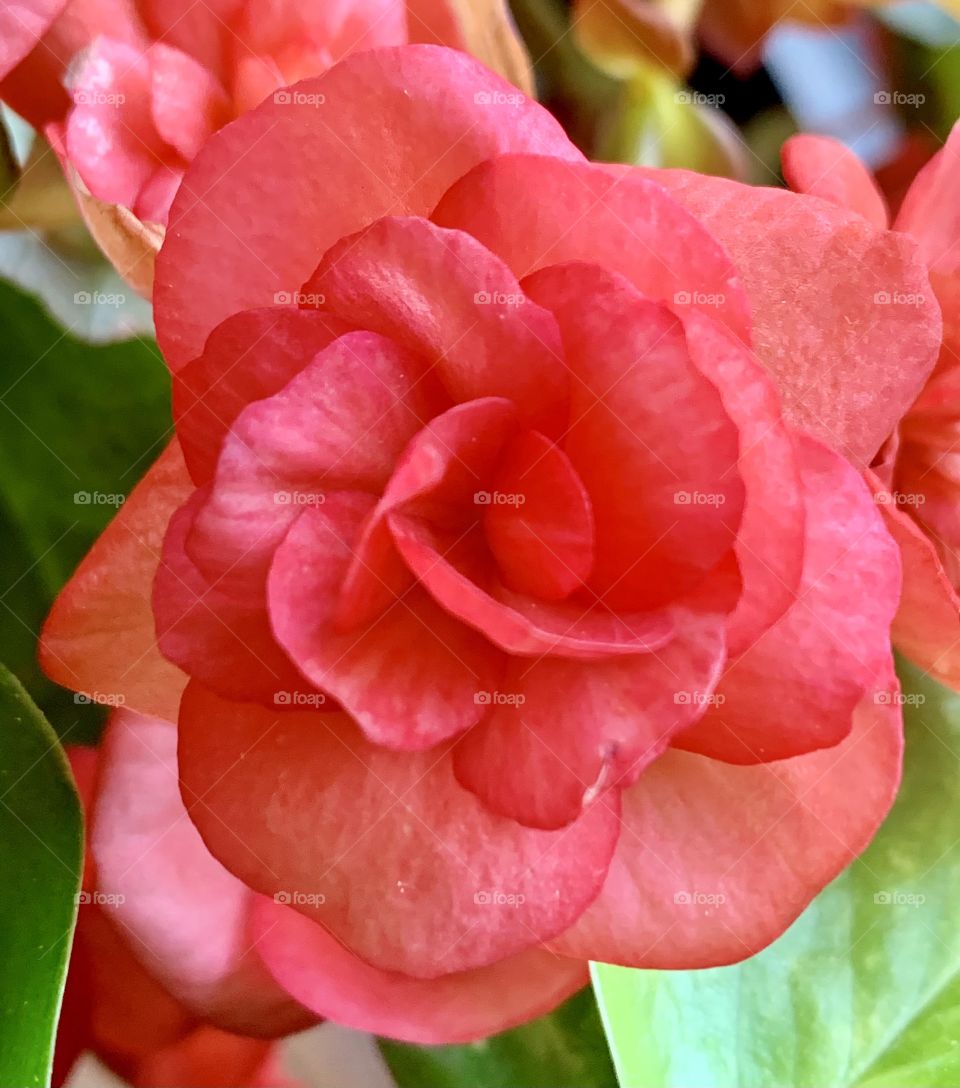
[894,119,960,279]
[870,472,960,692]
[154,490,313,704]
[149,42,231,162]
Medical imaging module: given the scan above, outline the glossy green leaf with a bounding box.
[0,276,170,741]
[380,988,617,1088]
[593,658,960,1088]
[0,662,83,1086]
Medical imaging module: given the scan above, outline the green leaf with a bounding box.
[0,276,170,741]
[380,988,617,1088]
[593,658,960,1088]
[0,662,83,1087]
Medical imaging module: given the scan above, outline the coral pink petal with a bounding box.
[0,0,67,80]
[782,134,889,229]
[91,711,312,1036]
[178,684,622,977]
[149,42,231,162]
[895,120,960,278]
[869,473,960,691]
[39,441,190,721]
[154,491,314,704]
[432,155,751,342]
[524,262,744,611]
[173,307,352,486]
[268,493,505,749]
[155,46,580,370]
[484,430,594,601]
[676,437,901,763]
[549,672,903,968]
[635,166,942,464]
[65,37,166,210]
[303,217,567,435]
[453,609,726,830]
[672,306,804,654]
[390,513,675,658]
[186,331,433,582]
[251,897,587,1044]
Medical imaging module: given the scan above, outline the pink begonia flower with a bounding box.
[42,47,943,1038]
[783,128,960,690]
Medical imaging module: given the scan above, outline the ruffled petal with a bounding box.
[268,492,505,749]
[524,261,745,611]
[302,217,567,435]
[178,683,621,978]
[676,437,901,763]
[453,610,726,829]
[548,674,903,968]
[173,307,352,486]
[155,46,580,369]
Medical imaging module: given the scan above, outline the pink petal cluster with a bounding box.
[41,46,945,1042]
[0,0,471,224]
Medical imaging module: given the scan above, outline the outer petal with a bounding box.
[40,441,190,721]
[633,166,942,464]
[781,134,889,229]
[173,307,352,486]
[676,437,901,763]
[251,896,587,1044]
[432,154,751,343]
[268,493,505,750]
[91,710,312,1036]
[453,610,726,830]
[549,673,903,968]
[302,217,567,435]
[155,45,581,370]
[178,683,622,978]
